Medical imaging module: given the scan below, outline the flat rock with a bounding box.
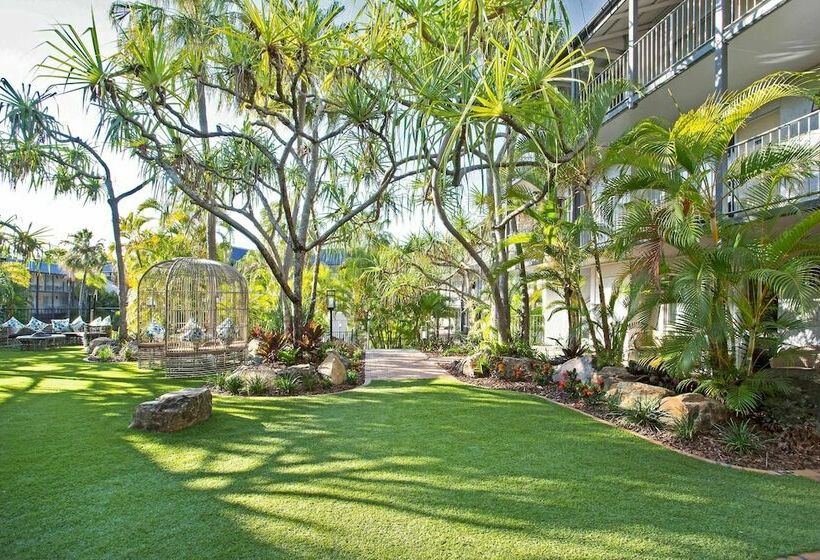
[598,367,637,390]
[659,393,728,431]
[129,387,212,432]
[606,381,673,409]
[598,366,628,378]
[318,351,346,385]
[553,356,595,383]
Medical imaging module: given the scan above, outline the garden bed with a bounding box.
[208,359,365,397]
[444,361,820,473]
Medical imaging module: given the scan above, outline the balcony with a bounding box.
[587,0,788,117]
[726,109,820,214]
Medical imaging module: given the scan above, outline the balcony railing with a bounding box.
[589,0,780,114]
[637,0,714,87]
[726,109,820,213]
[589,54,630,107]
[729,0,769,22]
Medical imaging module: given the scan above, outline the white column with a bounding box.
[714,0,729,211]
[627,0,638,107]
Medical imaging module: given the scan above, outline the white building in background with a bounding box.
[537,0,820,353]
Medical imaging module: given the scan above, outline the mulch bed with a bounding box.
[442,360,820,473]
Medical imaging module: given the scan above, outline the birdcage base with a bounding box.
[138,343,166,370]
[164,345,247,378]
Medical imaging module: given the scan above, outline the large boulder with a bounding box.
[553,356,595,383]
[461,352,489,378]
[87,337,116,354]
[246,339,264,364]
[494,357,536,381]
[129,387,212,432]
[658,393,728,431]
[281,363,316,380]
[606,381,673,410]
[318,351,346,385]
[597,366,637,390]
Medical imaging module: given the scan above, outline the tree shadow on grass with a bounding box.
[1,349,819,559]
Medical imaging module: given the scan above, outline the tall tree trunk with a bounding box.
[564,285,577,346]
[197,80,217,261]
[107,196,129,339]
[512,218,530,344]
[306,245,321,323]
[79,270,87,321]
[290,249,306,342]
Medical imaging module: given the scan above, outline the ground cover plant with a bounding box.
[2,348,819,559]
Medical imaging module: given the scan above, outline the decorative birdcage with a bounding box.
[136,258,248,377]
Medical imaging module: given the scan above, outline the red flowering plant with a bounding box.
[559,370,605,403]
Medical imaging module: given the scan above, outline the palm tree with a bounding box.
[59,229,108,321]
[603,73,820,413]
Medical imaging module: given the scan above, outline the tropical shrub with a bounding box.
[532,363,553,386]
[604,74,820,416]
[224,375,243,395]
[275,372,302,395]
[558,370,604,402]
[95,346,114,362]
[251,326,288,365]
[620,399,667,430]
[276,348,299,366]
[246,374,269,396]
[211,372,227,392]
[719,419,764,455]
[549,339,588,365]
[671,412,698,441]
[345,370,359,385]
[296,321,324,362]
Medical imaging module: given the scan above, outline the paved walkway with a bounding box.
[364,349,449,383]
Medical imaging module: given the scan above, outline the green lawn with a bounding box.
[1,348,818,559]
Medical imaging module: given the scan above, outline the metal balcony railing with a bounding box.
[589,0,782,114]
[637,0,714,88]
[589,55,630,108]
[726,109,820,213]
[729,0,769,22]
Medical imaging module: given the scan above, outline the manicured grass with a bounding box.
[0,348,818,559]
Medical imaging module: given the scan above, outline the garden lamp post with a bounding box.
[326,290,336,341]
[362,310,369,349]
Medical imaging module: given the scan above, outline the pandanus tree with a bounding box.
[603,73,820,413]
[43,1,423,344]
[380,0,628,344]
[110,0,226,259]
[0,79,153,339]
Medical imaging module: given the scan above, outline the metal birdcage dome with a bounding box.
[136,258,248,377]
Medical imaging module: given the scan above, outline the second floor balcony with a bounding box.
[583,0,806,121]
[577,107,820,246]
[726,108,820,214]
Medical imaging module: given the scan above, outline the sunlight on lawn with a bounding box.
[1,348,818,559]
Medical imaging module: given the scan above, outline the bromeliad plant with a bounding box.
[604,73,820,415]
[251,326,288,365]
[558,370,605,403]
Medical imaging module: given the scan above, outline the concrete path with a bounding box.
[364,349,448,383]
